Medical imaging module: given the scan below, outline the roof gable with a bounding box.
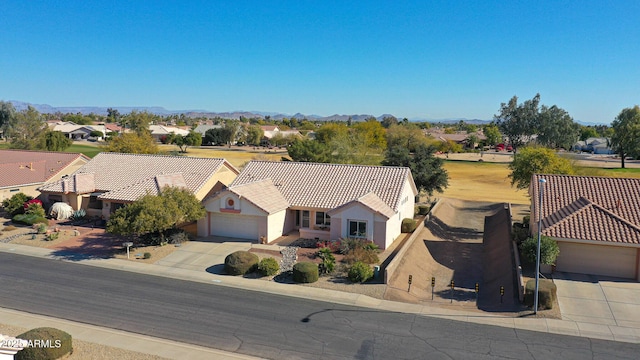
[0,150,89,188]
[232,161,416,211]
[531,174,640,244]
[327,192,395,219]
[40,153,238,202]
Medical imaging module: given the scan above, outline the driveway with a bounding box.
[154,239,251,273]
[553,272,640,328]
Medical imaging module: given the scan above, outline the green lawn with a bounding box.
[65,143,102,158]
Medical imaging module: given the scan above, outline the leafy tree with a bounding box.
[383,143,448,196]
[437,139,463,153]
[0,101,16,133]
[102,132,158,154]
[61,112,93,125]
[521,236,560,265]
[106,186,205,242]
[171,130,202,152]
[223,120,241,147]
[482,124,501,146]
[579,126,599,141]
[352,118,386,150]
[287,138,331,162]
[5,106,47,150]
[315,123,349,144]
[106,108,121,123]
[89,130,104,138]
[508,146,575,189]
[494,94,541,149]
[43,130,72,151]
[610,105,640,168]
[386,123,429,152]
[536,105,580,150]
[120,110,156,135]
[246,124,264,145]
[203,128,228,145]
[380,116,398,128]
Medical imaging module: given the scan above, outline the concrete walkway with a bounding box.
[1,240,640,356]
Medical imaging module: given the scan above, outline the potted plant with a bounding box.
[521,236,560,274]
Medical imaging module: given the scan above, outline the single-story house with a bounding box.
[200,161,418,249]
[424,129,486,149]
[0,150,90,202]
[572,137,614,154]
[260,125,280,139]
[530,174,640,280]
[193,124,223,138]
[149,125,190,142]
[38,153,238,221]
[51,123,107,140]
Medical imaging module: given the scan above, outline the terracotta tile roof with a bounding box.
[39,153,237,202]
[226,179,289,214]
[328,192,395,219]
[0,150,89,188]
[531,174,640,244]
[232,161,417,211]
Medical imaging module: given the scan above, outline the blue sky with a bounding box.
[1,1,639,123]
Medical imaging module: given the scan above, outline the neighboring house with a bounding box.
[39,153,239,220]
[101,123,123,134]
[530,174,640,280]
[51,122,107,140]
[424,129,486,148]
[148,125,190,142]
[572,137,614,154]
[0,150,90,202]
[260,125,280,139]
[200,161,418,249]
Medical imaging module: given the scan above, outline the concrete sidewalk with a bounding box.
[2,241,640,347]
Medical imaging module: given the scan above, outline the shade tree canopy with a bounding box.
[508,146,575,189]
[610,105,640,168]
[382,143,448,196]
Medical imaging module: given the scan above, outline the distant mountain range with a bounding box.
[10,100,601,125]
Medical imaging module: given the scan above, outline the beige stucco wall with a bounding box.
[267,210,287,242]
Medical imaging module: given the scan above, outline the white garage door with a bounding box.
[209,212,260,240]
[556,242,637,279]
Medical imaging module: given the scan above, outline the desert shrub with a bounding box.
[143,252,152,259]
[25,203,46,218]
[524,279,557,310]
[293,262,318,283]
[24,198,43,209]
[521,236,560,265]
[166,228,190,244]
[37,223,48,234]
[2,192,32,216]
[15,327,73,360]
[46,232,59,241]
[401,218,417,233]
[522,215,530,227]
[12,214,48,226]
[317,247,335,275]
[258,257,280,276]
[224,251,259,275]
[339,238,375,255]
[316,240,340,252]
[3,225,17,231]
[417,204,430,215]
[72,209,86,220]
[347,261,374,283]
[343,247,380,265]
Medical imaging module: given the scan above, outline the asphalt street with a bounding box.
[1,252,638,359]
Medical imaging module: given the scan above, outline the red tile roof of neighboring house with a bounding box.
[231,161,417,211]
[531,174,640,244]
[0,150,89,188]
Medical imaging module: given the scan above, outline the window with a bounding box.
[348,220,367,238]
[302,210,310,228]
[225,198,235,209]
[315,212,331,226]
[88,195,102,209]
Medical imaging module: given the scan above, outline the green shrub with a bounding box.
[15,327,73,360]
[293,262,319,283]
[418,204,430,215]
[143,252,151,259]
[3,225,17,231]
[258,257,280,276]
[166,228,190,244]
[348,261,374,283]
[401,218,417,233]
[224,251,259,275]
[512,223,529,244]
[524,279,557,310]
[2,192,32,216]
[317,247,335,275]
[521,236,560,265]
[46,232,59,241]
[522,215,530,227]
[12,214,48,226]
[25,203,46,218]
